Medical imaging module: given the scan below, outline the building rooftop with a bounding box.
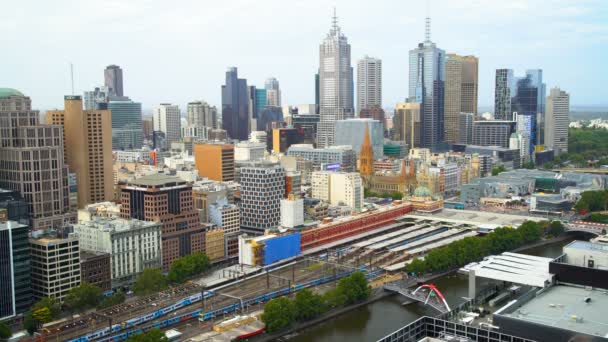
[126,173,187,187]
[499,285,608,338]
[461,252,554,287]
[565,240,608,254]
[405,208,545,228]
[76,217,159,232]
[0,88,24,98]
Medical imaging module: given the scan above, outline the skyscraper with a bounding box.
[394,101,421,148]
[444,54,478,144]
[104,65,124,97]
[408,17,445,150]
[45,96,113,208]
[494,69,515,120]
[265,77,281,107]
[187,101,217,130]
[83,86,110,110]
[512,69,546,148]
[545,87,570,155]
[0,220,31,319]
[317,10,354,148]
[240,162,285,235]
[108,97,143,150]
[222,67,250,141]
[0,89,75,230]
[153,103,181,144]
[356,56,382,115]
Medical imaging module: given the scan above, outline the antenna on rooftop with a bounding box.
[70,63,74,95]
[332,7,339,32]
[425,0,431,42]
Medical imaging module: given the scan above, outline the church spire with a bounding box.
[359,125,374,177]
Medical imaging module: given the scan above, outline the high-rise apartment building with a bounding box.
[394,102,421,148]
[265,77,281,107]
[335,118,384,157]
[120,174,205,270]
[104,65,124,97]
[0,89,75,230]
[0,220,31,319]
[73,217,162,288]
[187,101,217,130]
[545,87,570,155]
[240,162,285,234]
[222,67,250,141]
[317,13,354,148]
[357,56,382,115]
[409,18,445,150]
[45,96,113,208]
[30,235,81,302]
[494,69,515,120]
[312,171,363,212]
[444,54,478,144]
[108,97,143,150]
[153,103,181,144]
[193,143,235,181]
[472,120,515,148]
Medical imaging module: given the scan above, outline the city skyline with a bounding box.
[2,0,606,111]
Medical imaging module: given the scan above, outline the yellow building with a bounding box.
[45,96,113,208]
[407,186,444,213]
[193,143,234,181]
[394,102,420,148]
[205,229,225,262]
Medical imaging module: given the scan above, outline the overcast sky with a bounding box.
[2,0,606,111]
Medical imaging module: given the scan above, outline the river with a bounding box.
[283,237,576,342]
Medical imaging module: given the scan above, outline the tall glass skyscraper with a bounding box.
[408,18,445,151]
[104,65,124,97]
[494,69,515,120]
[317,11,354,148]
[108,97,143,150]
[222,67,250,141]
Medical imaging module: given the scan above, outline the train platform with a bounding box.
[194,264,261,288]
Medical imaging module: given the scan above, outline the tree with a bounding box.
[523,161,535,169]
[23,312,37,335]
[32,307,53,324]
[125,328,169,342]
[64,282,103,313]
[262,297,296,333]
[0,321,12,339]
[30,297,60,324]
[491,165,506,176]
[335,271,371,305]
[548,221,565,237]
[133,269,168,296]
[293,289,325,321]
[405,258,426,275]
[98,291,126,309]
[168,253,210,283]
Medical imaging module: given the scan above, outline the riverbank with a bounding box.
[511,234,573,253]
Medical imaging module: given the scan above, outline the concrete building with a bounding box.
[45,96,114,208]
[545,87,570,155]
[312,171,363,211]
[286,144,356,172]
[120,174,205,271]
[280,196,304,228]
[0,89,75,230]
[240,162,285,234]
[464,145,521,170]
[472,120,515,148]
[444,54,478,144]
[194,143,235,182]
[83,86,110,110]
[104,64,124,97]
[356,56,382,115]
[107,97,143,150]
[80,251,111,292]
[73,217,162,289]
[30,235,81,302]
[0,220,31,319]
[272,127,304,153]
[193,183,230,223]
[284,170,302,198]
[334,118,384,157]
[458,112,474,144]
[153,104,181,145]
[205,228,225,262]
[265,77,281,107]
[222,67,250,141]
[234,141,265,161]
[394,101,421,148]
[187,101,217,130]
[317,12,354,148]
[312,171,332,202]
[209,198,240,236]
[494,68,514,121]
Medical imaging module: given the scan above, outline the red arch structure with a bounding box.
[412,284,451,312]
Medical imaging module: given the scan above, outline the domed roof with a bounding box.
[0,88,24,98]
[413,186,432,197]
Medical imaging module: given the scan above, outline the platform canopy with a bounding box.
[460,252,554,288]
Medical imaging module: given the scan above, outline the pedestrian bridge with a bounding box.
[566,221,608,235]
[384,282,451,314]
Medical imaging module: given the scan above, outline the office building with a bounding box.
[0,190,29,225]
[153,103,181,144]
[120,174,205,270]
[359,106,386,131]
[356,56,382,115]
[80,251,111,292]
[287,144,356,172]
[234,141,265,161]
[311,171,331,202]
[187,101,217,131]
[0,89,75,230]
[291,113,319,144]
[458,112,474,144]
[222,67,249,141]
[255,88,267,116]
[472,120,515,148]
[108,97,143,150]
[73,217,162,289]
[240,162,285,234]
[30,235,81,302]
[104,65,124,97]
[545,87,570,155]
[445,54,478,143]
[494,68,514,120]
[394,101,421,148]
[335,118,383,157]
[409,17,445,150]
[45,96,113,208]
[284,170,301,198]
[0,220,31,319]
[265,77,281,107]
[312,172,363,212]
[205,228,225,262]
[273,127,304,153]
[83,86,110,110]
[193,143,235,181]
[280,196,304,228]
[209,198,240,236]
[142,117,154,140]
[317,12,354,148]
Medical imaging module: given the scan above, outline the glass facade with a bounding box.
[0,221,31,319]
[222,67,250,141]
[335,119,384,157]
[512,69,545,149]
[108,99,143,150]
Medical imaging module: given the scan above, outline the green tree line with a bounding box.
[549,128,608,168]
[261,271,371,333]
[574,190,608,213]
